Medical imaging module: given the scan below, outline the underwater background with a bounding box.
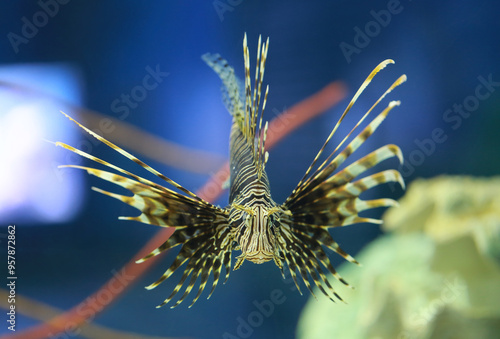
[1,1,499,338]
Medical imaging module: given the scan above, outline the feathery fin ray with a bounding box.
[57,35,406,307]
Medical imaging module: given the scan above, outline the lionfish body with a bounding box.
[57,34,406,308]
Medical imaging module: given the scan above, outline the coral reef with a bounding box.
[297,176,500,339]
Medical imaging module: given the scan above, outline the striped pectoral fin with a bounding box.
[207,255,223,299]
[329,101,401,171]
[331,197,399,225]
[143,222,233,308]
[137,228,211,265]
[145,254,188,291]
[277,226,352,302]
[155,243,220,309]
[290,181,401,232]
[325,144,403,188]
[62,165,225,230]
[287,101,402,206]
[287,195,391,229]
[69,160,234,308]
[276,61,406,304]
[64,164,208,209]
[289,239,338,302]
[185,255,216,308]
[272,236,303,295]
[334,169,405,198]
[146,246,198,307]
[56,145,171,196]
[303,227,359,268]
[89,187,173,227]
[286,62,402,200]
[58,113,205,203]
[349,197,399,211]
[288,250,318,299]
[278,170,403,301]
[283,252,304,296]
[222,249,233,284]
[155,260,199,308]
[143,234,204,290]
[287,154,403,229]
[62,165,166,198]
[167,251,213,309]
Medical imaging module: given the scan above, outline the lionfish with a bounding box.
[57,34,406,308]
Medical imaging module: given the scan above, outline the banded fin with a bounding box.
[290,61,406,199]
[202,52,245,122]
[287,100,403,207]
[57,111,205,203]
[274,61,406,302]
[57,112,234,308]
[205,34,271,179]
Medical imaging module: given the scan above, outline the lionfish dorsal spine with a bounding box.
[242,33,270,178]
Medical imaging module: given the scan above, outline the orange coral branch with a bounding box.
[0,290,176,339]
[3,81,346,339]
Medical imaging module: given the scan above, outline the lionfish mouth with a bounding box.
[245,252,274,264]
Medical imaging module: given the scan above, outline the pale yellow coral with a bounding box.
[384,176,500,260]
[297,176,500,339]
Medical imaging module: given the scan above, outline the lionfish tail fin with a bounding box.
[202,52,245,122]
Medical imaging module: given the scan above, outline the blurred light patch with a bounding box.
[0,63,85,225]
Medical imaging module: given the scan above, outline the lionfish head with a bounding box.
[232,205,284,269]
